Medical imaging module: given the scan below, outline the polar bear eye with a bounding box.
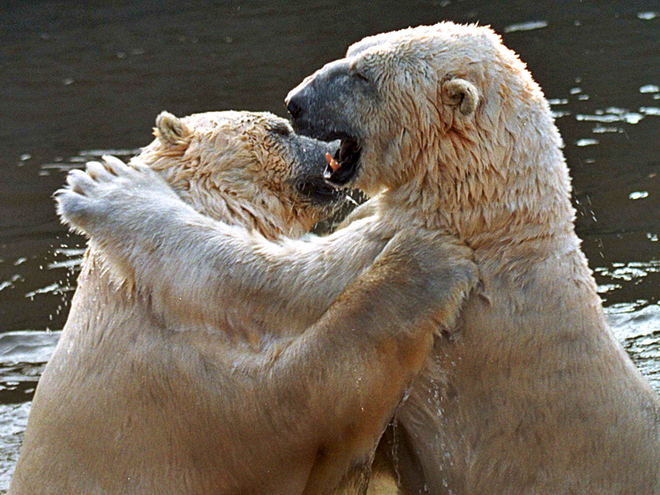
[353,71,370,83]
[270,123,292,137]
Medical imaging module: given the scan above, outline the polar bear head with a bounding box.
[134,111,344,239]
[286,22,573,244]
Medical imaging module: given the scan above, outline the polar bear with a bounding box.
[12,110,478,495]
[286,23,660,494]
[53,22,659,495]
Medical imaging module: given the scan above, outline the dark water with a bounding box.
[0,0,659,489]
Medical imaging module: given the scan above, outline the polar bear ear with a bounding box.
[155,111,191,146]
[441,78,480,116]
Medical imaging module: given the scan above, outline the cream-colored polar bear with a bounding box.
[53,22,660,494]
[12,111,477,495]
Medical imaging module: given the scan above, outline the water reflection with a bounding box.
[0,0,657,491]
[0,332,61,490]
[607,304,660,389]
[0,261,658,490]
[0,403,30,489]
[503,20,548,33]
[41,149,141,173]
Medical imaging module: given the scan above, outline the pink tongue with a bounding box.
[325,152,341,172]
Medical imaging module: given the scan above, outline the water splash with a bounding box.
[47,248,86,271]
[607,303,660,389]
[24,283,71,300]
[0,402,31,489]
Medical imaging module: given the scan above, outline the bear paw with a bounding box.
[55,155,179,238]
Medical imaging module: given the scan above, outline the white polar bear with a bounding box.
[12,110,477,495]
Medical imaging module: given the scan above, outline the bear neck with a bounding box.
[383,111,578,253]
[186,189,312,241]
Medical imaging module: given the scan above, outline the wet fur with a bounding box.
[11,110,477,495]
[285,23,660,494]
[29,22,655,495]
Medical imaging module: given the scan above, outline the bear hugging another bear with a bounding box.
[12,110,476,495]
[16,21,660,495]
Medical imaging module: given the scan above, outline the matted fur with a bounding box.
[288,22,660,494]
[40,22,659,495]
[11,110,477,495]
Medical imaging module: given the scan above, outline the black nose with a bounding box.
[287,96,303,119]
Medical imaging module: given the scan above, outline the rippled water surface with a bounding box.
[1,0,658,491]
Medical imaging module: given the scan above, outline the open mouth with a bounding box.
[324,137,362,186]
[296,178,345,206]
